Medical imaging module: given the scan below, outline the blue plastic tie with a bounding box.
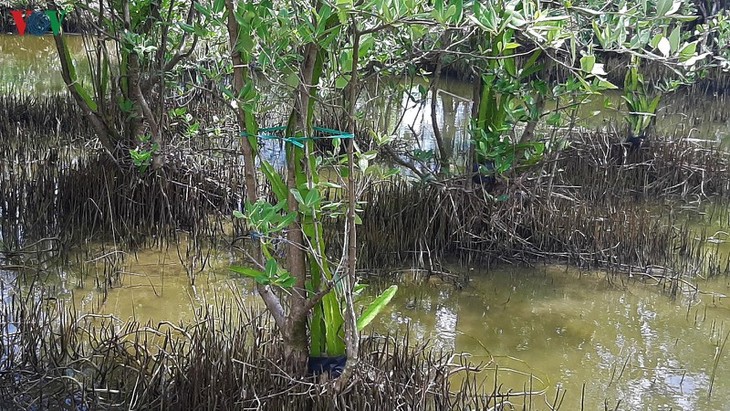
[241,126,353,148]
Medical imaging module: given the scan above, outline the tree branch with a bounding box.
[381,143,428,179]
[301,280,336,314]
[141,2,199,93]
[430,32,451,173]
[51,31,118,156]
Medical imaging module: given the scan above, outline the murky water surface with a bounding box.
[22,250,730,410]
[374,266,730,410]
[0,34,90,95]
[3,35,730,410]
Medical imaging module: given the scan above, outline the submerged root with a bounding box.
[0,287,552,410]
[2,95,729,282]
[348,132,730,278]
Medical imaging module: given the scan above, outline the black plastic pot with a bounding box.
[308,356,347,378]
[472,160,496,186]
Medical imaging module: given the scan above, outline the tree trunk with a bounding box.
[128,52,164,169]
[224,0,287,333]
[468,74,483,188]
[283,41,321,372]
[519,92,545,144]
[338,26,361,388]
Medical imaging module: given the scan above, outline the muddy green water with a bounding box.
[379,267,730,410]
[42,250,730,410]
[0,34,90,95]
[4,35,730,409]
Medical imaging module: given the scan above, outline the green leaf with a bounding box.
[655,0,672,17]
[595,78,618,90]
[120,99,134,113]
[353,283,368,296]
[274,212,297,231]
[570,36,577,64]
[445,4,457,22]
[265,258,277,277]
[503,56,516,77]
[290,188,305,205]
[335,75,350,89]
[179,23,195,33]
[451,0,464,23]
[357,285,398,331]
[230,266,267,283]
[672,15,700,22]
[340,50,353,72]
[275,273,295,288]
[233,210,245,219]
[546,112,562,127]
[580,55,595,74]
[434,0,444,14]
[261,160,288,202]
[668,26,681,53]
[479,2,498,32]
[648,95,662,113]
[194,2,212,19]
[322,291,345,355]
[284,72,300,88]
[666,0,681,16]
[304,187,321,207]
[592,21,605,47]
[358,157,369,170]
[650,33,662,49]
[678,42,697,62]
